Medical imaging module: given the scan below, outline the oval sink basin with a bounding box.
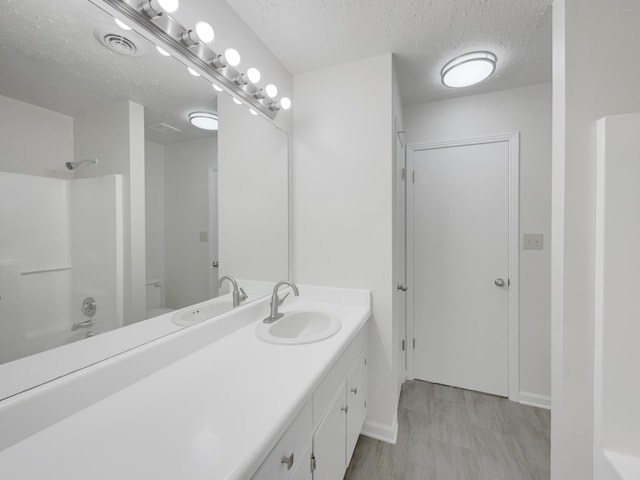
[256,311,341,345]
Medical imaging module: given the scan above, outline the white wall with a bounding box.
[404,83,552,402]
[293,54,397,441]
[145,141,165,283]
[218,96,289,284]
[74,101,146,324]
[552,1,640,478]
[164,137,217,309]
[0,94,73,179]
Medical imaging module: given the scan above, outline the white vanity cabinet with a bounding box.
[311,328,367,479]
[251,327,367,480]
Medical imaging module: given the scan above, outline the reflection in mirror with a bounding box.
[0,0,288,392]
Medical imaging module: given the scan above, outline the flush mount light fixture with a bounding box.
[189,112,218,131]
[441,51,497,88]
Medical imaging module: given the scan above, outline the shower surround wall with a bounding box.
[0,173,123,364]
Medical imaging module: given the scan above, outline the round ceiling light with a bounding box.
[441,51,497,88]
[189,112,218,131]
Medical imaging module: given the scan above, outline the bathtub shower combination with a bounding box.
[0,172,124,364]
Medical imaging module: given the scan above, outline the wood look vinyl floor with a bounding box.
[345,380,550,480]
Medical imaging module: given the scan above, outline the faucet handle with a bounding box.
[239,287,248,302]
[277,292,290,306]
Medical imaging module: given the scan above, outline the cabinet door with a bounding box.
[346,351,367,465]
[312,382,347,480]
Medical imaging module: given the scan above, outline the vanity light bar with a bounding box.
[90,0,282,119]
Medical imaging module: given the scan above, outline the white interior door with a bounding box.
[208,169,219,298]
[410,139,512,397]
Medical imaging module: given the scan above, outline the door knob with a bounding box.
[397,283,408,292]
[494,278,506,287]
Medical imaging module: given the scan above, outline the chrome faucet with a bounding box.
[71,319,93,331]
[263,280,299,323]
[218,275,248,307]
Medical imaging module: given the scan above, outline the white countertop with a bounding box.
[0,294,370,480]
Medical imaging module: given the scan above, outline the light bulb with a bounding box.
[249,109,258,116]
[212,84,223,92]
[156,46,170,56]
[188,67,200,77]
[233,97,242,105]
[246,68,261,84]
[157,0,179,13]
[195,21,214,44]
[265,84,278,98]
[280,97,292,110]
[225,48,241,67]
[114,18,132,31]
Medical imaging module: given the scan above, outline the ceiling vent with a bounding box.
[148,123,181,135]
[94,28,143,57]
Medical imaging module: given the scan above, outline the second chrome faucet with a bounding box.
[218,275,248,307]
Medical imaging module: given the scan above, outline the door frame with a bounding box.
[406,133,520,402]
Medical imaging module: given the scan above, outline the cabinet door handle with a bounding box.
[341,405,349,413]
[350,387,358,395]
[281,453,294,470]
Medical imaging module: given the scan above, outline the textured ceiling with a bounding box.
[0,0,218,144]
[225,0,553,104]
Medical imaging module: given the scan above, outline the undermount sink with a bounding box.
[256,310,342,345]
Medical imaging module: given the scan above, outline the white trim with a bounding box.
[406,133,521,401]
[361,414,398,444]
[519,391,552,410]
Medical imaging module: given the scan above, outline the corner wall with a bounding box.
[293,54,398,441]
[404,84,552,403]
[552,1,640,478]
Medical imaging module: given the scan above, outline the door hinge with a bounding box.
[412,170,415,183]
[508,278,511,287]
[401,168,406,181]
[364,358,367,366]
[310,454,317,472]
[364,400,367,408]
[413,338,415,349]
[402,339,406,351]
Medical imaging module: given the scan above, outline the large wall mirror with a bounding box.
[0,0,289,399]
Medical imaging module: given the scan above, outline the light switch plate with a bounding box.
[523,233,544,250]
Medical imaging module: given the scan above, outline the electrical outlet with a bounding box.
[523,233,543,250]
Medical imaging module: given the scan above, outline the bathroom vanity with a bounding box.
[0,285,370,480]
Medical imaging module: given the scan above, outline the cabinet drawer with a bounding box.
[252,401,312,480]
[313,327,366,426]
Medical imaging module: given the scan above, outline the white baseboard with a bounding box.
[519,391,551,410]
[361,414,398,444]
